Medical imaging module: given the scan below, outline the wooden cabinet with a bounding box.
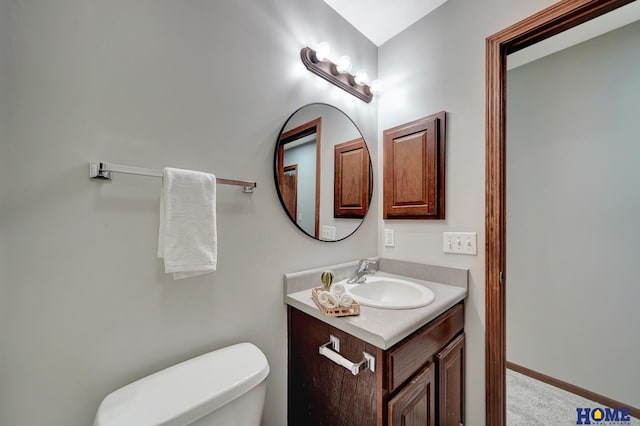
[388,364,436,426]
[383,112,446,220]
[437,334,465,426]
[334,137,370,218]
[288,303,464,426]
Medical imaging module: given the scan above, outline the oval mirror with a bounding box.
[274,103,373,241]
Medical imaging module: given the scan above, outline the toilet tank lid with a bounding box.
[94,342,269,426]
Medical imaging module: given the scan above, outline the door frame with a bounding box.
[484,0,635,424]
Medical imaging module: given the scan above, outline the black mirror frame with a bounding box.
[273,102,373,242]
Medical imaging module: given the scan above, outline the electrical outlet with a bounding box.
[384,228,395,247]
[443,232,477,255]
[321,225,336,240]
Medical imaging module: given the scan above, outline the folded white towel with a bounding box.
[338,294,353,308]
[157,167,217,280]
[331,283,346,297]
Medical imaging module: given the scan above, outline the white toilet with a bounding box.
[94,342,269,426]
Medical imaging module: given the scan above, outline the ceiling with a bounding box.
[508,0,640,69]
[323,0,639,60]
[322,0,448,46]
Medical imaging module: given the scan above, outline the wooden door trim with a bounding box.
[278,117,322,239]
[485,1,635,424]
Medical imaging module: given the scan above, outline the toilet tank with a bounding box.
[94,342,269,426]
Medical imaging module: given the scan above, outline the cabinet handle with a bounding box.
[318,335,375,375]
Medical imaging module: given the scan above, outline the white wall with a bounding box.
[377,0,557,422]
[507,21,640,408]
[0,1,377,425]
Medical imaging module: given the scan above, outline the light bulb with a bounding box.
[314,42,331,62]
[354,71,368,85]
[335,56,352,73]
[369,79,382,94]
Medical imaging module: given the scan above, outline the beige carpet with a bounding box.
[507,369,640,426]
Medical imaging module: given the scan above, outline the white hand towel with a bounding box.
[338,294,353,308]
[318,290,331,306]
[318,291,339,309]
[157,167,217,280]
[325,293,339,308]
[331,283,346,297]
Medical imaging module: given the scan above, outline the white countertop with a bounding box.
[285,271,466,350]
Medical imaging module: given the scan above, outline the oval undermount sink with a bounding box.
[343,276,435,309]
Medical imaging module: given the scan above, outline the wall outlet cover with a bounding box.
[384,228,395,247]
[321,225,337,240]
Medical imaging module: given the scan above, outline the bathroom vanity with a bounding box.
[285,259,467,426]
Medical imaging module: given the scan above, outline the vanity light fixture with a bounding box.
[335,56,352,74]
[300,43,374,103]
[369,79,382,95]
[315,42,331,61]
[354,70,368,85]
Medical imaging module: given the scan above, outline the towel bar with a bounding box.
[318,335,375,376]
[89,161,256,193]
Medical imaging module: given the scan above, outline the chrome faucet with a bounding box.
[347,259,378,283]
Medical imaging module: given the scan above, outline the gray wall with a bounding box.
[0,0,9,390]
[377,0,557,421]
[0,1,377,425]
[506,21,640,408]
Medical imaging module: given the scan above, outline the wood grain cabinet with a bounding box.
[288,303,464,426]
[334,137,370,218]
[383,112,446,220]
[388,364,436,426]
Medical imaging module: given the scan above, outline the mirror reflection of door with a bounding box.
[277,117,321,238]
[282,165,298,220]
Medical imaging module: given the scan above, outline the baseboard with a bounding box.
[506,361,639,419]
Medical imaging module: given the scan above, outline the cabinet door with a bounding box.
[388,363,436,426]
[383,111,446,219]
[334,137,370,218]
[288,307,380,426]
[436,334,465,426]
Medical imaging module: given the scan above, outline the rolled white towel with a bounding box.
[318,291,339,309]
[318,290,331,306]
[325,293,339,309]
[331,283,346,297]
[339,294,354,308]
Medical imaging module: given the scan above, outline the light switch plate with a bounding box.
[443,232,477,255]
[321,225,337,240]
[384,228,395,247]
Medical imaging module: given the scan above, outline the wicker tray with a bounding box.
[311,287,360,317]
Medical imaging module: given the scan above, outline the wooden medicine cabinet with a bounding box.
[383,111,446,219]
[334,137,370,218]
